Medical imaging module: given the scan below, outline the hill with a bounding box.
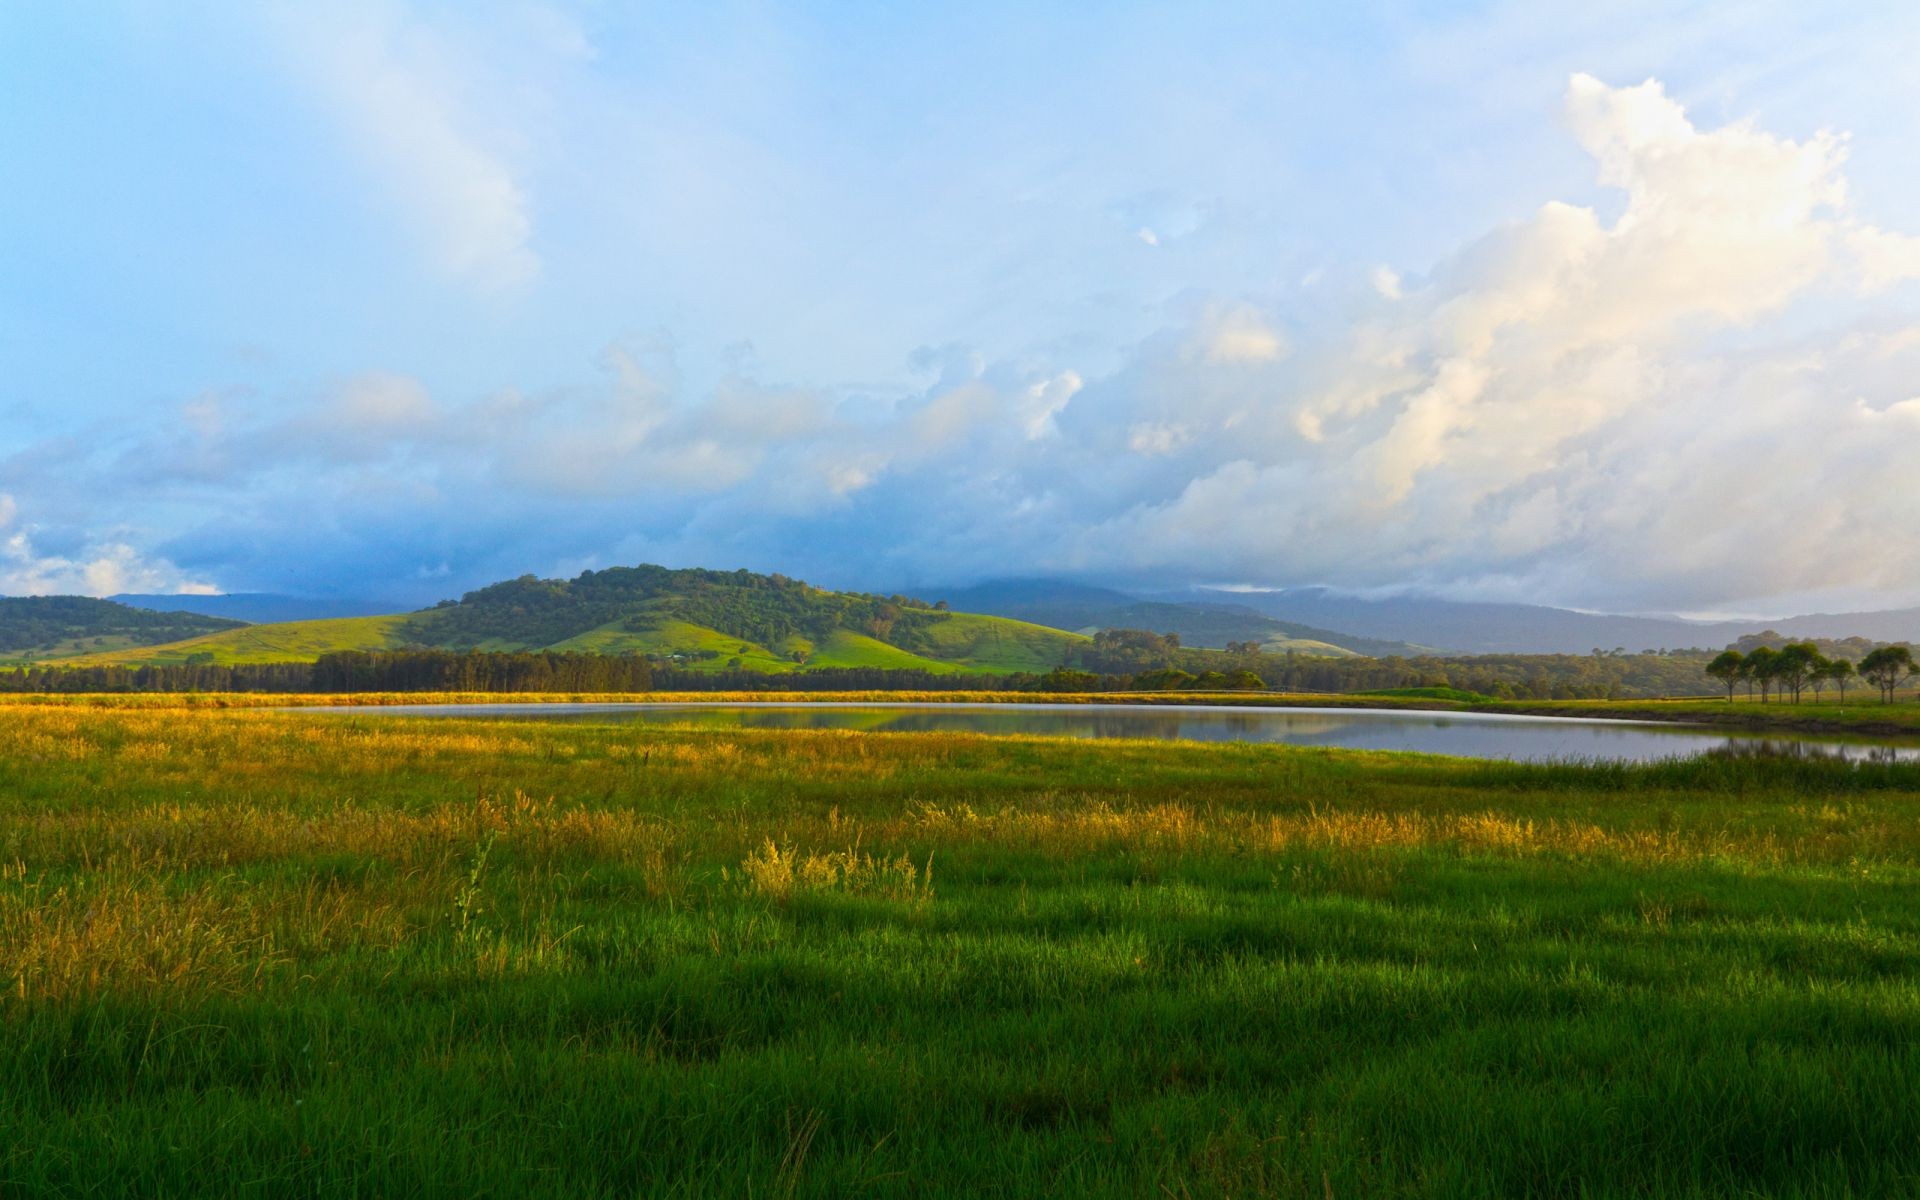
[927,579,1435,656]
[0,596,245,662]
[66,566,1090,676]
[79,614,419,665]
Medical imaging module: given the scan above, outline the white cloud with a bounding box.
[0,496,214,597]
[273,5,544,293]
[1015,372,1083,439]
[1848,226,1920,292]
[1128,423,1191,455]
[1060,74,1920,608]
[15,72,1920,612]
[1191,307,1287,364]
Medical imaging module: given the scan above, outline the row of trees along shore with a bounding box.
[0,651,1267,696]
[1706,643,1917,703]
[2,642,1914,700]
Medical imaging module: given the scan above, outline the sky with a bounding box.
[3,1,1920,617]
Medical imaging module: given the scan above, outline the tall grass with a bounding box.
[1,700,1917,1195]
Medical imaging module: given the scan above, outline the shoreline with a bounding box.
[7,688,1920,739]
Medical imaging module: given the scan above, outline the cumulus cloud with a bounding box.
[0,496,214,597]
[11,74,1920,612]
[1057,74,1920,608]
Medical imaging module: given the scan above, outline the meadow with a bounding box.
[3,698,1919,1196]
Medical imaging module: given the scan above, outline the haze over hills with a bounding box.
[61,571,1920,666]
[112,593,399,624]
[1184,587,1920,655]
[931,579,1920,656]
[930,580,1437,658]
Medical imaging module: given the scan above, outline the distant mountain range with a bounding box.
[1185,587,1920,655]
[930,579,1920,656]
[64,573,1920,662]
[112,593,399,624]
[930,580,1438,657]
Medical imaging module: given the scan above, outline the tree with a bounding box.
[1743,645,1779,703]
[1827,658,1855,701]
[1705,650,1744,702]
[1859,645,1916,703]
[1771,642,1823,704]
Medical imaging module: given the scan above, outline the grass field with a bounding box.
[3,697,1919,1195]
[1486,693,1920,736]
[550,618,804,673]
[61,614,419,665]
[0,633,201,665]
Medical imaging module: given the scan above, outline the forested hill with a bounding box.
[63,566,1091,675]
[402,565,1084,673]
[409,566,926,649]
[0,596,244,661]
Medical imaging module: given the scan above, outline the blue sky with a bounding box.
[4,2,1920,615]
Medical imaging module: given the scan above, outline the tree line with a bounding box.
[0,652,1270,696]
[1705,643,1917,703]
[11,642,1913,702]
[0,645,1728,699]
[0,652,657,695]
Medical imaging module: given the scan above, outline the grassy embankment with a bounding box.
[1480,693,1920,736]
[3,699,1919,1195]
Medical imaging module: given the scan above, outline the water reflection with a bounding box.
[303,701,1920,766]
[1699,738,1914,765]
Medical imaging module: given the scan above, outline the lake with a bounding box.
[303,701,1920,764]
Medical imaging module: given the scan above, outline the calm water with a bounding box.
[304,702,1920,765]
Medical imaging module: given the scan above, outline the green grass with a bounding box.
[906,612,1087,673]
[3,698,1920,1195]
[0,633,179,663]
[1259,636,1361,657]
[527,609,1085,675]
[548,618,800,673]
[60,614,419,665]
[799,629,955,672]
[1362,686,1496,702]
[1482,692,1920,735]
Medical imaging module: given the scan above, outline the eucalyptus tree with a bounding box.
[1858,645,1916,703]
[1706,649,1745,701]
[1772,642,1824,704]
[1743,645,1780,703]
[1826,658,1855,701]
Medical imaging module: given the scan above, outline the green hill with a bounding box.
[73,614,418,665]
[0,596,245,663]
[63,565,1090,676]
[1259,636,1363,658]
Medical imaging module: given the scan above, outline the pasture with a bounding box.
[2,698,1917,1196]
